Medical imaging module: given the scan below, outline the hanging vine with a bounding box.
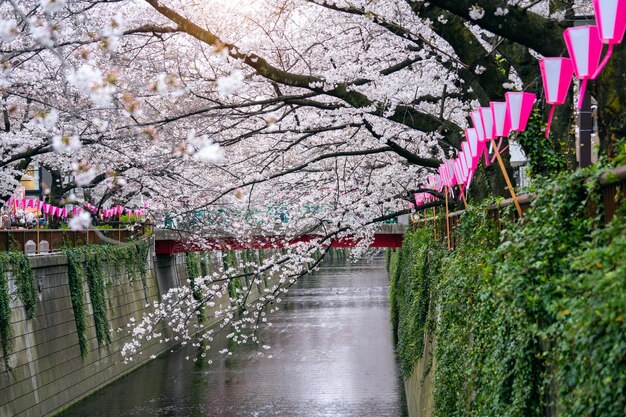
[186,252,205,323]
[84,248,111,347]
[0,256,12,367]
[64,241,150,353]
[65,249,89,357]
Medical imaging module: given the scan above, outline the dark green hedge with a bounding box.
[390,168,626,417]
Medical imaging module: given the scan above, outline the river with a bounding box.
[60,254,408,417]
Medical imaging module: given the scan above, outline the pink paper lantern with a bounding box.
[461,142,474,172]
[479,107,494,166]
[457,154,467,181]
[479,107,495,141]
[539,57,574,138]
[465,129,479,156]
[594,0,626,44]
[465,129,482,171]
[438,164,447,187]
[505,92,536,132]
[490,101,511,138]
[563,25,603,109]
[445,160,457,187]
[592,0,626,77]
[471,111,486,142]
[540,58,574,105]
[453,159,463,185]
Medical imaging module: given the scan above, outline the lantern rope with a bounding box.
[545,105,557,138]
[592,44,614,79]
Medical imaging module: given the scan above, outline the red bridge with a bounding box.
[154,224,408,256]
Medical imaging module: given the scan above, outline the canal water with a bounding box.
[61,255,408,416]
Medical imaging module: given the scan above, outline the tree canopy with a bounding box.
[2,0,623,358]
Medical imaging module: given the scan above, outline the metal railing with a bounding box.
[0,226,148,255]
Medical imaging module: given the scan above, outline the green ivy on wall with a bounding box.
[0,251,39,366]
[388,227,442,377]
[0,257,12,367]
[84,249,111,347]
[64,241,150,355]
[65,249,89,357]
[185,252,205,323]
[391,165,626,417]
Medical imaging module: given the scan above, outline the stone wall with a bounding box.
[0,248,258,417]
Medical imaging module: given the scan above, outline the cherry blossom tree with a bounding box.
[0,0,617,358]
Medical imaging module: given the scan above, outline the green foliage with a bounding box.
[393,166,626,417]
[548,204,626,416]
[433,206,500,417]
[65,249,89,357]
[186,252,205,323]
[84,249,111,347]
[611,137,626,167]
[223,251,243,302]
[10,252,38,320]
[389,227,442,377]
[64,241,150,353]
[0,252,40,365]
[119,214,142,223]
[0,257,12,367]
[516,109,568,178]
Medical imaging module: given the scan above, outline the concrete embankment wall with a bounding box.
[0,248,261,417]
[403,333,435,417]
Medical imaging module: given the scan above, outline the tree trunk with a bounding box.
[592,44,626,157]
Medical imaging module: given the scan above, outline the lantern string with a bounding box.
[577,79,588,110]
[592,44,614,79]
[483,144,491,166]
[545,105,557,138]
[490,145,509,164]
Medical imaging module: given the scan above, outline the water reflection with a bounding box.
[61,255,407,417]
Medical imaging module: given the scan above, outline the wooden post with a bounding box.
[493,140,523,218]
[445,186,451,250]
[36,213,40,254]
[461,192,468,209]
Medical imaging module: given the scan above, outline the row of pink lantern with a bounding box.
[541,0,626,137]
[423,91,536,198]
[417,0,626,208]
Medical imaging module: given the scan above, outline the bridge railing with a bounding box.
[0,224,151,255]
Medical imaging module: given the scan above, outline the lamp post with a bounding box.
[573,15,596,168]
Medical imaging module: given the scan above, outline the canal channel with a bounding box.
[60,254,408,416]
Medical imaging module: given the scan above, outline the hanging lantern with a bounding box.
[563,25,603,109]
[471,110,486,142]
[479,107,494,165]
[465,128,483,171]
[479,107,495,141]
[462,142,475,174]
[438,164,449,188]
[490,101,511,138]
[505,92,536,132]
[445,160,457,186]
[539,57,574,138]
[453,159,464,185]
[592,0,626,76]
[459,153,469,180]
